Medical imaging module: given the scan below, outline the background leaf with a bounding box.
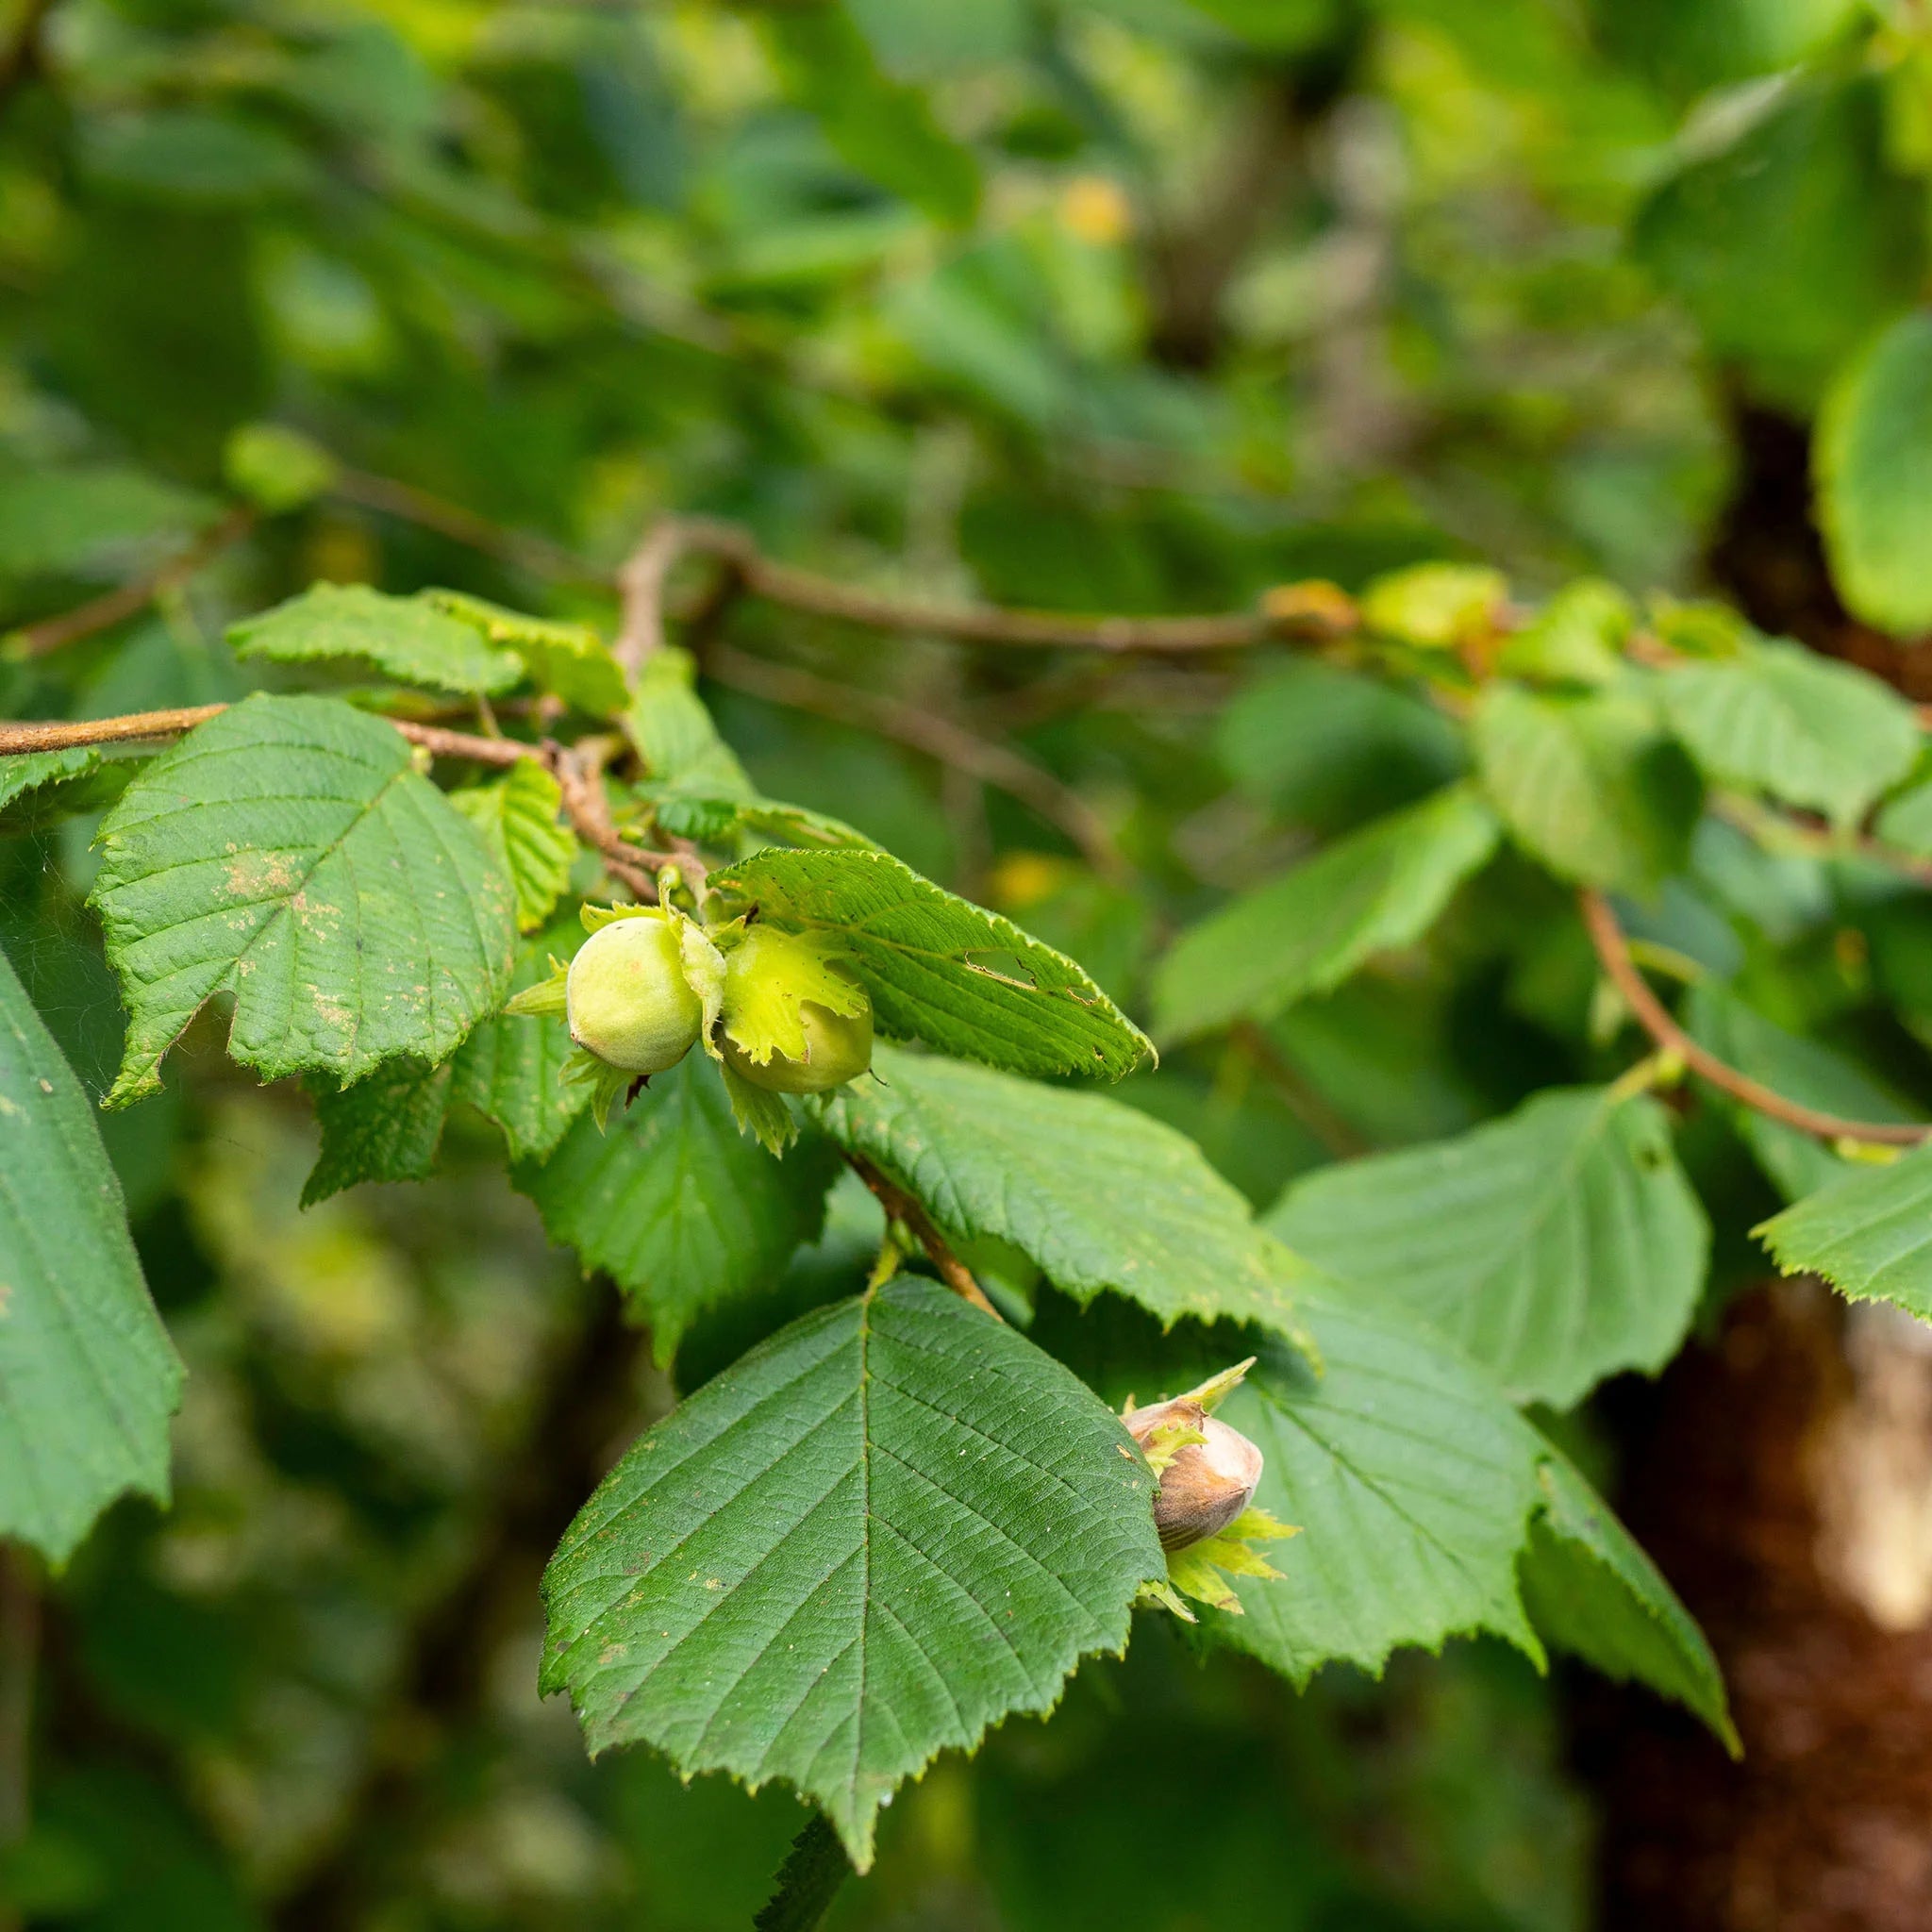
[1473,686,1701,895]
[92,693,516,1102]
[519,1053,841,1363]
[1818,308,1932,635]
[1519,1445,1737,1752]
[760,3,979,227]
[1265,1086,1710,1407]
[1685,983,1920,1200]
[0,464,215,577]
[817,1044,1313,1336]
[708,847,1151,1080]
[541,1276,1163,1870]
[1150,784,1498,1043]
[1631,75,1921,408]
[1657,640,1919,828]
[0,948,182,1563]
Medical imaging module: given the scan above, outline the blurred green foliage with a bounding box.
[8,0,1932,1924]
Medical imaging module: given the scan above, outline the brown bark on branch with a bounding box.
[707,642,1127,880]
[608,514,1344,658]
[1579,889,1929,1147]
[843,1152,1002,1319]
[6,508,256,659]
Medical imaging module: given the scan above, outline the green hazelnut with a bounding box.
[565,913,703,1075]
[718,926,874,1094]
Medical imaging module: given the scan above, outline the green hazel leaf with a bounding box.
[1632,75,1922,409]
[1033,1284,1545,1682]
[227,583,524,696]
[652,793,884,855]
[517,1052,840,1363]
[91,692,517,1103]
[422,591,629,717]
[1755,1140,1932,1318]
[302,1057,454,1205]
[1685,983,1921,1202]
[0,747,101,813]
[1473,685,1702,896]
[448,760,577,934]
[541,1274,1163,1872]
[1495,579,1634,688]
[449,924,593,1164]
[755,1813,850,1932]
[0,947,183,1564]
[1657,639,1920,830]
[815,1044,1313,1339]
[0,750,135,836]
[1519,1444,1737,1754]
[304,918,591,1202]
[1216,1298,1546,1681]
[1819,310,1932,636]
[625,649,755,799]
[1265,1086,1709,1408]
[1357,562,1507,648]
[707,848,1151,1081]
[1150,783,1498,1044]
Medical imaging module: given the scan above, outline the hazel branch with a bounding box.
[329,468,599,584]
[6,507,257,658]
[1579,888,1928,1147]
[613,514,1348,656]
[842,1152,1003,1320]
[0,705,664,905]
[706,642,1128,881]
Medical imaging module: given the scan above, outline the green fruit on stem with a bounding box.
[718,926,874,1094]
[565,914,703,1074]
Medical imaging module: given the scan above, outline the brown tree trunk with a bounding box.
[1582,404,1932,1928]
[1583,1286,1932,1930]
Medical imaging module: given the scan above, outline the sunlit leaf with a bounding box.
[1266,1086,1709,1407]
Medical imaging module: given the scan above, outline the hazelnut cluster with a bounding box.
[557,910,874,1095]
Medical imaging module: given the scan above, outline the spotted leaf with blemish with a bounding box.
[91,692,516,1103]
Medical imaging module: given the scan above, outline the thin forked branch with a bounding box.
[1579,888,1928,1147]
[707,642,1127,881]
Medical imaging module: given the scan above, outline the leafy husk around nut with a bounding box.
[717,924,874,1095]
[1124,1359,1297,1618]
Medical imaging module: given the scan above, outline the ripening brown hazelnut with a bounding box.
[1124,1395,1264,1553]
